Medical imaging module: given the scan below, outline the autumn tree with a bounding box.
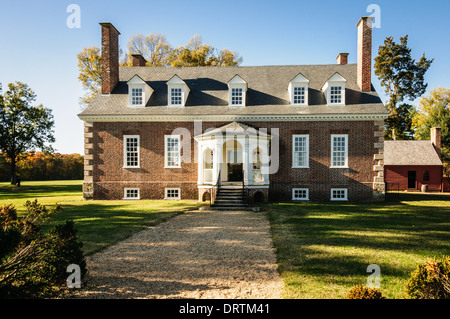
[374,35,433,140]
[412,87,450,175]
[77,46,101,107]
[0,82,55,185]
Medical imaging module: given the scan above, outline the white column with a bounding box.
[197,142,204,185]
[213,137,223,184]
[262,138,270,185]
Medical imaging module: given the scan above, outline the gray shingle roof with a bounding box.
[384,140,443,166]
[79,64,388,117]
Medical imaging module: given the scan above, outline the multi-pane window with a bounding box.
[131,88,143,105]
[423,170,430,182]
[165,188,180,199]
[124,188,140,199]
[165,135,181,168]
[330,86,342,104]
[331,134,348,167]
[292,188,309,200]
[231,88,243,105]
[124,136,139,168]
[171,88,182,105]
[292,135,309,168]
[293,86,305,104]
[331,188,348,201]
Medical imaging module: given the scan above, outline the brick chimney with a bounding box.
[131,54,147,67]
[100,22,120,94]
[430,127,442,157]
[336,53,349,65]
[356,16,374,91]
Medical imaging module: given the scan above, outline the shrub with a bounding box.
[347,285,384,299]
[406,256,450,299]
[0,201,86,298]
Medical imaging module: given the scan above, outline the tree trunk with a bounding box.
[10,156,17,185]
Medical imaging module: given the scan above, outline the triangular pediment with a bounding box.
[194,122,270,140]
[326,72,346,83]
[290,73,309,83]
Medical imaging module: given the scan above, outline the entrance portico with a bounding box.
[194,122,270,202]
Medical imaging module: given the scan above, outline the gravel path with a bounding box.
[72,210,283,299]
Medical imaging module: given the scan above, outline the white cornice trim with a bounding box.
[78,113,388,122]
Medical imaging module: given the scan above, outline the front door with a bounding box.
[227,149,243,182]
[408,171,416,188]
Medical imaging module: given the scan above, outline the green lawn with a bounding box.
[0,180,202,255]
[265,193,450,299]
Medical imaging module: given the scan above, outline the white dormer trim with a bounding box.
[167,75,190,107]
[288,73,309,106]
[127,75,153,107]
[227,75,247,107]
[322,72,346,106]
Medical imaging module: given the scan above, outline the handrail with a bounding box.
[242,179,250,208]
[209,169,221,207]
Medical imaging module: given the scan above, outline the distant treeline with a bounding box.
[0,152,84,182]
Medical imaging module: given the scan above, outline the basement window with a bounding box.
[292,188,309,201]
[124,188,140,200]
[165,188,180,200]
[331,188,348,201]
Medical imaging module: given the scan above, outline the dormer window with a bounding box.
[127,74,153,107]
[289,73,309,106]
[228,75,247,106]
[330,86,343,104]
[131,88,143,105]
[231,88,243,105]
[170,88,182,105]
[322,73,346,106]
[167,75,190,107]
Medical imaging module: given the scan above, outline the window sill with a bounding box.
[292,166,309,169]
[330,166,348,169]
[164,166,181,169]
[123,166,141,169]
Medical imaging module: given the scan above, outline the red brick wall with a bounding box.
[90,120,377,201]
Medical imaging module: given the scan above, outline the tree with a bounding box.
[412,87,450,175]
[77,46,101,107]
[374,35,433,140]
[0,82,55,185]
[125,33,173,67]
[168,35,242,67]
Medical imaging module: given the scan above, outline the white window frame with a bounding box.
[165,188,181,200]
[165,135,181,168]
[330,188,348,201]
[291,85,308,106]
[124,188,140,200]
[330,86,343,104]
[230,87,244,105]
[330,134,348,168]
[130,87,144,106]
[123,135,140,168]
[292,188,309,201]
[170,87,183,106]
[292,134,309,168]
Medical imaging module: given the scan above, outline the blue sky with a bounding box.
[0,0,449,154]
